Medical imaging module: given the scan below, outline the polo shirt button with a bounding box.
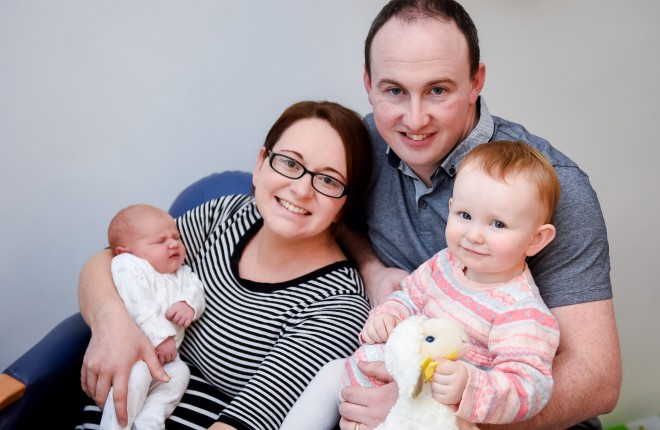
[448,165,456,175]
[420,200,428,209]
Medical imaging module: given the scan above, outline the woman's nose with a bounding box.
[289,173,315,197]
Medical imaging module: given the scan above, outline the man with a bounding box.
[338,1,621,429]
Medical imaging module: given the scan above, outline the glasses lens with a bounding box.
[270,152,346,198]
[271,154,303,178]
[313,174,345,197]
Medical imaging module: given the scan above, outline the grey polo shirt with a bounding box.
[363,97,612,308]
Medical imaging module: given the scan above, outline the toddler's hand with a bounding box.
[166,301,195,328]
[360,313,400,344]
[431,360,468,405]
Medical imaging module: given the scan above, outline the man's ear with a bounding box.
[469,63,486,105]
[363,66,374,106]
[526,224,556,257]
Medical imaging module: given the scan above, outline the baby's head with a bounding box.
[460,140,560,223]
[108,204,185,274]
[447,141,560,283]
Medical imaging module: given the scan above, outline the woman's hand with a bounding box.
[338,360,398,430]
[80,309,167,426]
[78,249,170,426]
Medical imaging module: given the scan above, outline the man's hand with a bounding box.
[360,313,400,344]
[363,266,409,308]
[80,311,169,427]
[155,336,177,364]
[339,360,397,429]
[336,226,409,307]
[166,300,195,328]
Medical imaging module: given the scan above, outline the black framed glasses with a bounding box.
[267,151,348,198]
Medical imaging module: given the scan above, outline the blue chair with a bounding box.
[0,171,252,430]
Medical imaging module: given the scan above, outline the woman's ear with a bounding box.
[448,197,453,210]
[252,147,268,187]
[525,224,556,257]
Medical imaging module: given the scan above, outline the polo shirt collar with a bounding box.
[439,97,494,177]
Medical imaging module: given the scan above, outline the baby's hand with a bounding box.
[166,301,195,328]
[431,360,468,406]
[360,313,400,344]
[155,337,177,364]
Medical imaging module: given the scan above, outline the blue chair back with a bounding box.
[169,171,252,218]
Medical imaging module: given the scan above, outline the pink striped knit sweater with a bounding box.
[353,248,559,423]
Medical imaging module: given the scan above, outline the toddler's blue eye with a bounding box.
[425,336,435,343]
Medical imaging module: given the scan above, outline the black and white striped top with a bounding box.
[175,195,370,429]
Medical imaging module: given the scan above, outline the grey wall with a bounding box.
[1,1,657,426]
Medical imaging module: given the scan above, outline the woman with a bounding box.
[78,101,372,429]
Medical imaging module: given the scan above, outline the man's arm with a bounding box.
[78,249,168,426]
[337,226,408,307]
[480,299,621,430]
[339,299,621,430]
[339,361,398,430]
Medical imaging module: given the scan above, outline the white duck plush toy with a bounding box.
[374,316,478,430]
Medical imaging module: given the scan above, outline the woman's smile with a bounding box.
[278,197,310,215]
